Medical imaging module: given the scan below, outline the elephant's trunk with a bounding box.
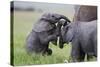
[59,15,71,26]
[57,15,71,49]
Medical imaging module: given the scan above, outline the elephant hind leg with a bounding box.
[79,51,85,62]
[87,54,92,61]
[77,42,86,62]
[71,45,85,62]
[72,50,85,62]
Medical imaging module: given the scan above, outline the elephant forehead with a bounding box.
[33,22,55,32]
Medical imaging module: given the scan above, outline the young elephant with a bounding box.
[60,20,97,62]
[26,13,70,55]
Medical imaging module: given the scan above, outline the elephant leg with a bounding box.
[38,32,57,45]
[71,49,85,62]
[79,49,85,62]
[42,44,52,56]
[26,46,33,55]
[26,31,38,54]
[42,45,48,56]
[71,47,80,62]
[71,40,83,62]
[87,54,94,61]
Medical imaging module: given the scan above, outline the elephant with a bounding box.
[60,20,97,62]
[57,5,97,62]
[26,13,70,55]
[73,5,97,22]
[58,5,97,49]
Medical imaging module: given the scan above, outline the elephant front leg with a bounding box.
[42,45,52,56]
[42,45,48,56]
[71,40,85,62]
[42,34,58,45]
[71,47,85,62]
[71,53,85,62]
[71,49,80,62]
[71,40,80,62]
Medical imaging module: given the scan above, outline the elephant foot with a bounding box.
[42,48,52,56]
[87,55,94,61]
[71,56,84,62]
[71,57,85,62]
[47,48,52,55]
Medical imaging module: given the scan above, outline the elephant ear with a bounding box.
[33,21,55,32]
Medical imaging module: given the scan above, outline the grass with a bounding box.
[12,11,96,66]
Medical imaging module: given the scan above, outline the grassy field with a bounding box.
[12,11,96,66]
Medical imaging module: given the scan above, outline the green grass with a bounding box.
[12,11,96,66]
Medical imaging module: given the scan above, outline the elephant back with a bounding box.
[73,5,97,22]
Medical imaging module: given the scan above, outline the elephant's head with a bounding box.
[27,13,71,55]
[34,13,71,34]
[33,13,71,46]
[41,13,71,24]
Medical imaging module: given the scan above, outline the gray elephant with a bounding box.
[60,20,97,62]
[73,5,97,22]
[58,5,97,62]
[26,13,70,55]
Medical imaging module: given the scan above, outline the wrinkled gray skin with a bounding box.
[61,20,97,62]
[73,5,97,22]
[26,13,70,55]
